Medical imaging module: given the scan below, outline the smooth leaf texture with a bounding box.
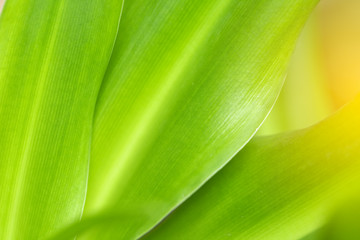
[143,95,360,240]
[47,213,148,240]
[0,0,123,239]
[82,0,318,239]
[299,197,360,240]
[300,230,324,240]
[320,197,360,240]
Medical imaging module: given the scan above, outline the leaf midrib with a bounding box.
[90,0,235,210]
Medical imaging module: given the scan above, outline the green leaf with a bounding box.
[142,95,360,240]
[0,0,123,239]
[320,197,360,240]
[47,212,148,240]
[299,197,360,240]
[300,230,324,240]
[83,0,318,239]
[258,16,334,135]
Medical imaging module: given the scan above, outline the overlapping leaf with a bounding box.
[259,17,334,135]
[82,0,319,239]
[0,0,123,238]
[143,95,360,240]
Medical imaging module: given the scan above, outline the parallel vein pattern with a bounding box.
[83,0,319,239]
[0,0,123,239]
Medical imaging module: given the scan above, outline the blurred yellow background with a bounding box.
[260,0,360,135]
[320,0,360,107]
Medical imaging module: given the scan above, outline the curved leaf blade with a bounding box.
[84,0,318,239]
[143,95,360,240]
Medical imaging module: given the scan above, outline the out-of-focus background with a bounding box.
[0,0,4,13]
[260,1,360,238]
[259,0,360,135]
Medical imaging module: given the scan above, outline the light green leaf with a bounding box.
[0,0,123,239]
[47,212,148,240]
[300,230,324,240]
[143,95,360,240]
[83,0,318,239]
[258,16,334,135]
[320,197,360,240]
[299,197,360,240]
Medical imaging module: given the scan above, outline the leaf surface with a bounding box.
[0,0,123,238]
[47,213,148,240]
[143,95,360,240]
[319,197,360,240]
[84,0,318,239]
[258,16,334,135]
